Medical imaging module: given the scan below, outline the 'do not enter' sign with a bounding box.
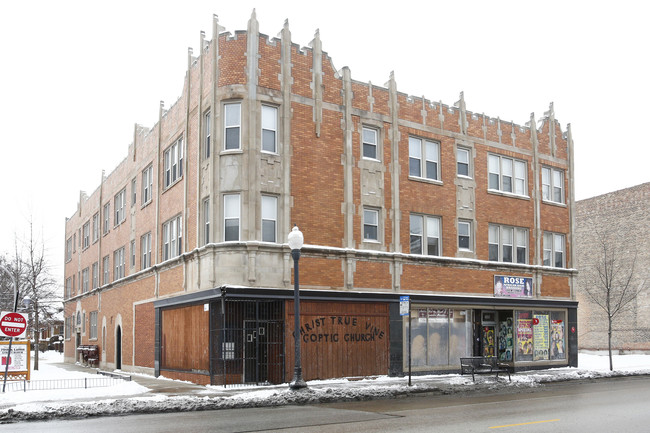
[0,312,27,338]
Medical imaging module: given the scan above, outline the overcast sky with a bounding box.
[1,0,648,286]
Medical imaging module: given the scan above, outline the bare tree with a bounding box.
[581,230,647,371]
[15,219,61,370]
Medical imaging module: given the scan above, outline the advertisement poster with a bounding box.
[494,276,533,298]
[516,318,533,357]
[533,314,550,361]
[0,341,29,372]
[550,320,565,360]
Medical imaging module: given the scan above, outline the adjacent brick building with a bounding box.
[63,12,577,385]
[575,183,650,352]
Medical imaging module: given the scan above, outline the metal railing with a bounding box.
[3,376,131,392]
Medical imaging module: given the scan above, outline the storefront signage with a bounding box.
[299,316,385,344]
[494,276,533,298]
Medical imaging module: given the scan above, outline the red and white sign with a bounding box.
[0,311,28,338]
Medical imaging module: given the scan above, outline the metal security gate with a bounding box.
[211,299,284,387]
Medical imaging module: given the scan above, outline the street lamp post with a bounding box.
[288,225,307,390]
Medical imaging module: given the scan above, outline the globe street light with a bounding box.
[288,225,307,390]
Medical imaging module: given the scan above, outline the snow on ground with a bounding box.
[0,351,648,423]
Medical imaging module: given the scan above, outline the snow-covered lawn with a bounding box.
[0,350,648,422]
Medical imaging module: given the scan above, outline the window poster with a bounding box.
[533,314,550,361]
[550,319,565,360]
[516,316,533,359]
[498,318,513,361]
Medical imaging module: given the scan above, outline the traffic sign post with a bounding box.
[399,296,412,386]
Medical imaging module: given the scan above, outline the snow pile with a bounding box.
[0,352,648,423]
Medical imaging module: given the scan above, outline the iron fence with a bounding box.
[3,376,130,392]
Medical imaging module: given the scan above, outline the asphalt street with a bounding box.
[4,375,649,433]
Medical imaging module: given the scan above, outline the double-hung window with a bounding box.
[542,166,564,203]
[224,194,240,241]
[66,237,72,262]
[102,255,109,285]
[82,222,90,249]
[262,105,277,153]
[410,214,441,256]
[142,165,153,205]
[203,199,210,245]
[224,103,241,150]
[113,247,125,280]
[488,154,527,196]
[164,137,184,188]
[458,220,472,251]
[114,188,126,226]
[82,268,89,293]
[362,127,378,160]
[409,137,439,181]
[543,232,565,268]
[89,311,98,340]
[103,203,110,235]
[261,195,277,243]
[457,147,470,177]
[92,213,99,243]
[92,262,98,290]
[363,208,379,242]
[204,110,211,158]
[488,224,528,264]
[162,216,182,261]
[141,232,152,269]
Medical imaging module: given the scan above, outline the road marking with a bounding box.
[490,419,560,429]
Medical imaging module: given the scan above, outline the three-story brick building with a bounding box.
[63,12,577,385]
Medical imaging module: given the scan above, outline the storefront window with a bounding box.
[515,311,533,361]
[550,311,566,360]
[406,307,471,368]
[533,311,550,361]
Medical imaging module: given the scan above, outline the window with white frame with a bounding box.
[410,214,441,256]
[262,105,277,153]
[90,311,98,340]
[162,216,182,261]
[82,268,89,293]
[92,262,98,290]
[130,240,136,268]
[113,247,125,280]
[543,232,565,268]
[458,220,472,251]
[457,147,471,177]
[224,102,241,150]
[203,198,210,245]
[114,188,126,226]
[103,203,110,234]
[542,166,564,204]
[488,224,528,264]
[409,136,440,181]
[92,212,99,243]
[362,126,378,160]
[141,232,152,269]
[66,237,72,262]
[261,195,277,243]
[204,110,211,159]
[224,194,240,241]
[164,137,184,188]
[488,154,527,196]
[82,222,90,249]
[65,277,72,299]
[131,178,137,207]
[363,208,379,242]
[142,164,153,205]
[102,255,109,285]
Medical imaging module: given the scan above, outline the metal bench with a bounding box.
[460,356,511,382]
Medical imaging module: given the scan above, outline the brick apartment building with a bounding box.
[575,183,650,352]
[63,12,577,385]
